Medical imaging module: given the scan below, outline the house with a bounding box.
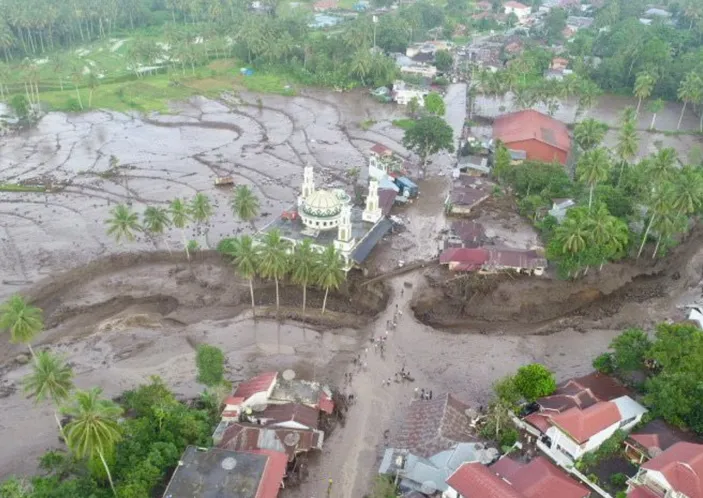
[551,57,569,71]
[369,141,412,181]
[380,442,499,495]
[476,0,492,10]
[457,155,490,176]
[313,0,337,11]
[440,247,490,271]
[394,393,477,458]
[504,41,524,55]
[644,7,671,18]
[444,456,591,498]
[218,422,324,462]
[624,419,699,464]
[493,110,571,165]
[400,63,438,78]
[448,220,487,248]
[548,198,575,222]
[446,176,491,216]
[627,442,703,498]
[392,80,428,106]
[523,372,648,462]
[566,16,594,30]
[504,1,530,21]
[483,248,546,276]
[162,446,287,498]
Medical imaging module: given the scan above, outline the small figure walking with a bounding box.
[429,390,433,400]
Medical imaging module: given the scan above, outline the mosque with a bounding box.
[262,165,395,270]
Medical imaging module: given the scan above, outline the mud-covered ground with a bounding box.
[2,85,703,497]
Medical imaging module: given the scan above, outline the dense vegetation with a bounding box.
[595,323,703,434]
[492,106,703,278]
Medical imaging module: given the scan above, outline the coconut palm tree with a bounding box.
[257,229,289,311]
[23,351,74,438]
[230,185,260,230]
[633,71,655,116]
[586,204,629,267]
[169,198,192,260]
[554,210,589,255]
[648,99,665,130]
[637,183,674,258]
[316,245,345,315]
[222,235,259,314]
[63,388,123,497]
[105,204,141,244]
[142,206,172,252]
[677,71,701,130]
[573,118,607,151]
[0,294,43,359]
[652,209,686,258]
[577,148,612,210]
[615,120,639,185]
[576,79,601,117]
[189,193,213,248]
[672,166,703,215]
[647,148,678,187]
[290,239,317,316]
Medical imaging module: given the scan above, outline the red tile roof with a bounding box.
[258,403,320,429]
[627,485,661,498]
[318,391,334,414]
[538,372,630,412]
[447,462,523,498]
[228,372,277,405]
[394,393,476,458]
[493,110,571,153]
[440,248,489,266]
[550,401,621,444]
[250,449,288,498]
[370,143,393,156]
[313,0,337,9]
[486,248,546,270]
[524,413,551,433]
[628,419,696,455]
[642,442,703,498]
[492,457,590,498]
[505,1,528,9]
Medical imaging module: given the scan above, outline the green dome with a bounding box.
[302,189,343,218]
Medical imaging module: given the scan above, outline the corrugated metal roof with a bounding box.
[351,218,393,264]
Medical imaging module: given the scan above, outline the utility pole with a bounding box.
[372,15,378,50]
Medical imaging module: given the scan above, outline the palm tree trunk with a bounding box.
[650,113,656,130]
[181,229,190,261]
[98,450,117,497]
[302,284,307,315]
[636,98,641,115]
[678,101,688,130]
[27,343,36,360]
[53,409,66,441]
[653,234,662,259]
[74,85,83,110]
[637,214,656,258]
[588,184,594,211]
[322,287,329,314]
[275,277,280,310]
[249,278,256,316]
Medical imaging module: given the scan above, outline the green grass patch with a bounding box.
[392,118,416,130]
[0,183,47,193]
[360,119,376,130]
[232,71,297,95]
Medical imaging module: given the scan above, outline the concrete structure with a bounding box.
[444,457,590,498]
[162,446,287,498]
[493,110,571,165]
[504,1,531,21]
[523,373,647,463]
[392,80,428,106]
[440,247,546,275]
[400,63,438,78]
[627,442,703,498]
[548,198,575,223]
[261,165,394,267]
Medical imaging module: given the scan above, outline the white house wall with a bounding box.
[546,426,583,460]
[442,487,460,498]
[583,422,621,453]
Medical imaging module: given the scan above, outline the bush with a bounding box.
[64,98,83,112]
[196,344,226,387]
[514,364,556,402]
[610,472,628,488]
[593,352,615,374]
[500,427,519,447]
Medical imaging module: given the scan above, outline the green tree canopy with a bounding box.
[0,294,43,358]
[434,50,453,71]
[402,116,455,166]
[195,344,226,387]
[513,363,557,402]
[609,328,651,373]
[424,92,446,116]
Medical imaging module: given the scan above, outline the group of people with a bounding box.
[415,388,433,400]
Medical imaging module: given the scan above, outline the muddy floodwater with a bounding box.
[1,87,703,497]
